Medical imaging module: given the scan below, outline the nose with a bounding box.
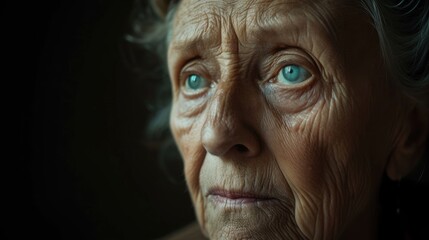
[201,84,261,158]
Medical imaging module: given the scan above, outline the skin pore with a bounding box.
[167,0,414,239]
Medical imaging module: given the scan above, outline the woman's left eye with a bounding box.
[277,64,311,85]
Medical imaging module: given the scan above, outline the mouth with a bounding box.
[207,188,277,205]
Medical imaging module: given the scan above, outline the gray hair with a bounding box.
[125,1,178,139]
[360,0,429,100]
[126,0,429,180]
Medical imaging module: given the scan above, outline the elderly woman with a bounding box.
[130,0,429,239]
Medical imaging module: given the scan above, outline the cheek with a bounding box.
[170,104,208,230]
[263,96,384,239]
[263,100,327,192]
[264,121,326,238]
[261,103,327,237]
[170,104,205,200]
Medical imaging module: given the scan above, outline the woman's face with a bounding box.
[168,0,406,239]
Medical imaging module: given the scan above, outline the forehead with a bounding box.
[170,0,357,45]
[174,0,331,18]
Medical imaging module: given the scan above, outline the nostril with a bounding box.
[235,144,249,153]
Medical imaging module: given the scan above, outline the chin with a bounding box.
[199,196,308,240]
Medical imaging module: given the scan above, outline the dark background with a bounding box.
[9,0,195,239]
[6,0,429,239]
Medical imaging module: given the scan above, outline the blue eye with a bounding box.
[185,74,209,90]
[277,64,311,85]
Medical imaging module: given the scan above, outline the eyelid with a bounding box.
[262,50,319,85]
[171,55,201,85]
[179,64,212,97]
[179,61,205,85]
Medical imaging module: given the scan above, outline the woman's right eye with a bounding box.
[185,74,209,91]
[277,64,311,85]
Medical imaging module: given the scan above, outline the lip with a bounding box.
[207,188,276,205]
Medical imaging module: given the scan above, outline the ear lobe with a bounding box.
[150,0,170,19]
[386,104,429,181]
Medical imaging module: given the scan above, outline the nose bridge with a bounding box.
[204,81,240,136]
[200,18,262,157]
[201,78,261,157]
[207,44,246,126]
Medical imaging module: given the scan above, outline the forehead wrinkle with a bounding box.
[243,0,339,44]
[171,0,303,46]
[170,1,229,53]
[170,0,346,60]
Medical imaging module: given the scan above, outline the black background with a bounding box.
[9,0,195,239]
[6,0,429,239]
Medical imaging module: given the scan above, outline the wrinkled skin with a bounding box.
[167,0,420,239]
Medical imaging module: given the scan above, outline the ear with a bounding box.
[150,0,170,19]
[386,104,429,180]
